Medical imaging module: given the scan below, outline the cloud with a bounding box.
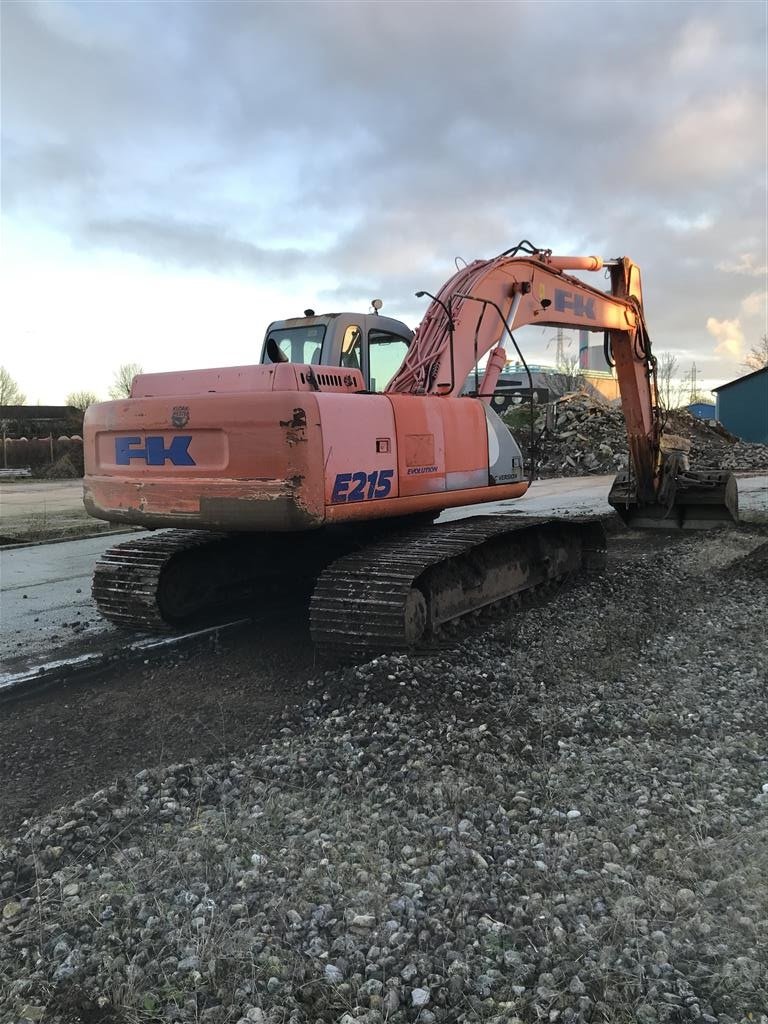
[741,290,768,318]
[1,139,102,210]
[1,0,765,389]
[664,212,714,234]
[643,91,763,185]
[717,253,768,277]
[672,17,719,69]
[707,317,745,359]
[81,217,310,274]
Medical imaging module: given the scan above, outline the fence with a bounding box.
[1,435,84,473]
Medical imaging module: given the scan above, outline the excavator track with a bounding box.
[91,529,332,632]
[310,515,606,661]
[91,515,441,634]
[92,530,233,631]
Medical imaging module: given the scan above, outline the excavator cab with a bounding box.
[260,311,413,392]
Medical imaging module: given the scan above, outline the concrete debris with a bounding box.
[508,392,768,477]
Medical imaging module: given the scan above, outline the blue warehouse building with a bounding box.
[713,367,768,443]
[687,402,716,420]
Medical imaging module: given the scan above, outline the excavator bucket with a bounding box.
[608,469,739,530]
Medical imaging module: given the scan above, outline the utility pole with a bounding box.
[555,327,565,367]
[688,362,698,405]
[547,328,567,366]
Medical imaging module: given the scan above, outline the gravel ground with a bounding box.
[0,613,319,833]
[1,527,767,1024]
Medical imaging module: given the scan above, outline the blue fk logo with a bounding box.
[554,288,596,319]
[115,436,195,466]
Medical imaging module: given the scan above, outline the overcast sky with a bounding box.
[1,0,766,403]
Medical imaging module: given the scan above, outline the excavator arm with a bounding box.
[388,247,737,528]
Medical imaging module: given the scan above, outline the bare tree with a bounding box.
[743,333,768,371]
[550,351,584,396]
[66,390,100,411]
[0,367,26,406]
[657,352,687,410]
[109,363,143,400]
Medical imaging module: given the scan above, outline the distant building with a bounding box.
[578,329,611,373]
[0,405,83,438]
[712,367,768,443]
[463,366,552,414]
[581,370,620,401]
[687,402,716,421]
[468,362,620,412]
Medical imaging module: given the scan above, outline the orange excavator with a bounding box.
[83,243,737,657]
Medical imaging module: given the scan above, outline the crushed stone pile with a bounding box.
[2,529,767,1024]
[509,393,768,478]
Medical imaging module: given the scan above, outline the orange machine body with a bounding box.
[84,250,680,534]
[84,363,528,532]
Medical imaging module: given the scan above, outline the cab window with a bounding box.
[368,329,410,391]
[264,325,326,363]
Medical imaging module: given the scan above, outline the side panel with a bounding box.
[323,393,530,523]
[320,394,494,508]
[441,398,490,490]
[386,395,446,496]
[319,394,399,506]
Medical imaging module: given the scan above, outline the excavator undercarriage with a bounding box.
[92,516,606,659]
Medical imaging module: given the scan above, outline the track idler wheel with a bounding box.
[404,589,428,644]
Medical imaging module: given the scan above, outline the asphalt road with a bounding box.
[1,474,766,680]
[1,534,123,679]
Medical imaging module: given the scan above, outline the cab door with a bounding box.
[337,321,411,392]
[339,323,364,376]
[365,327,411,392]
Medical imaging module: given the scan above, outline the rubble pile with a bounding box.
[509,393,768,478]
